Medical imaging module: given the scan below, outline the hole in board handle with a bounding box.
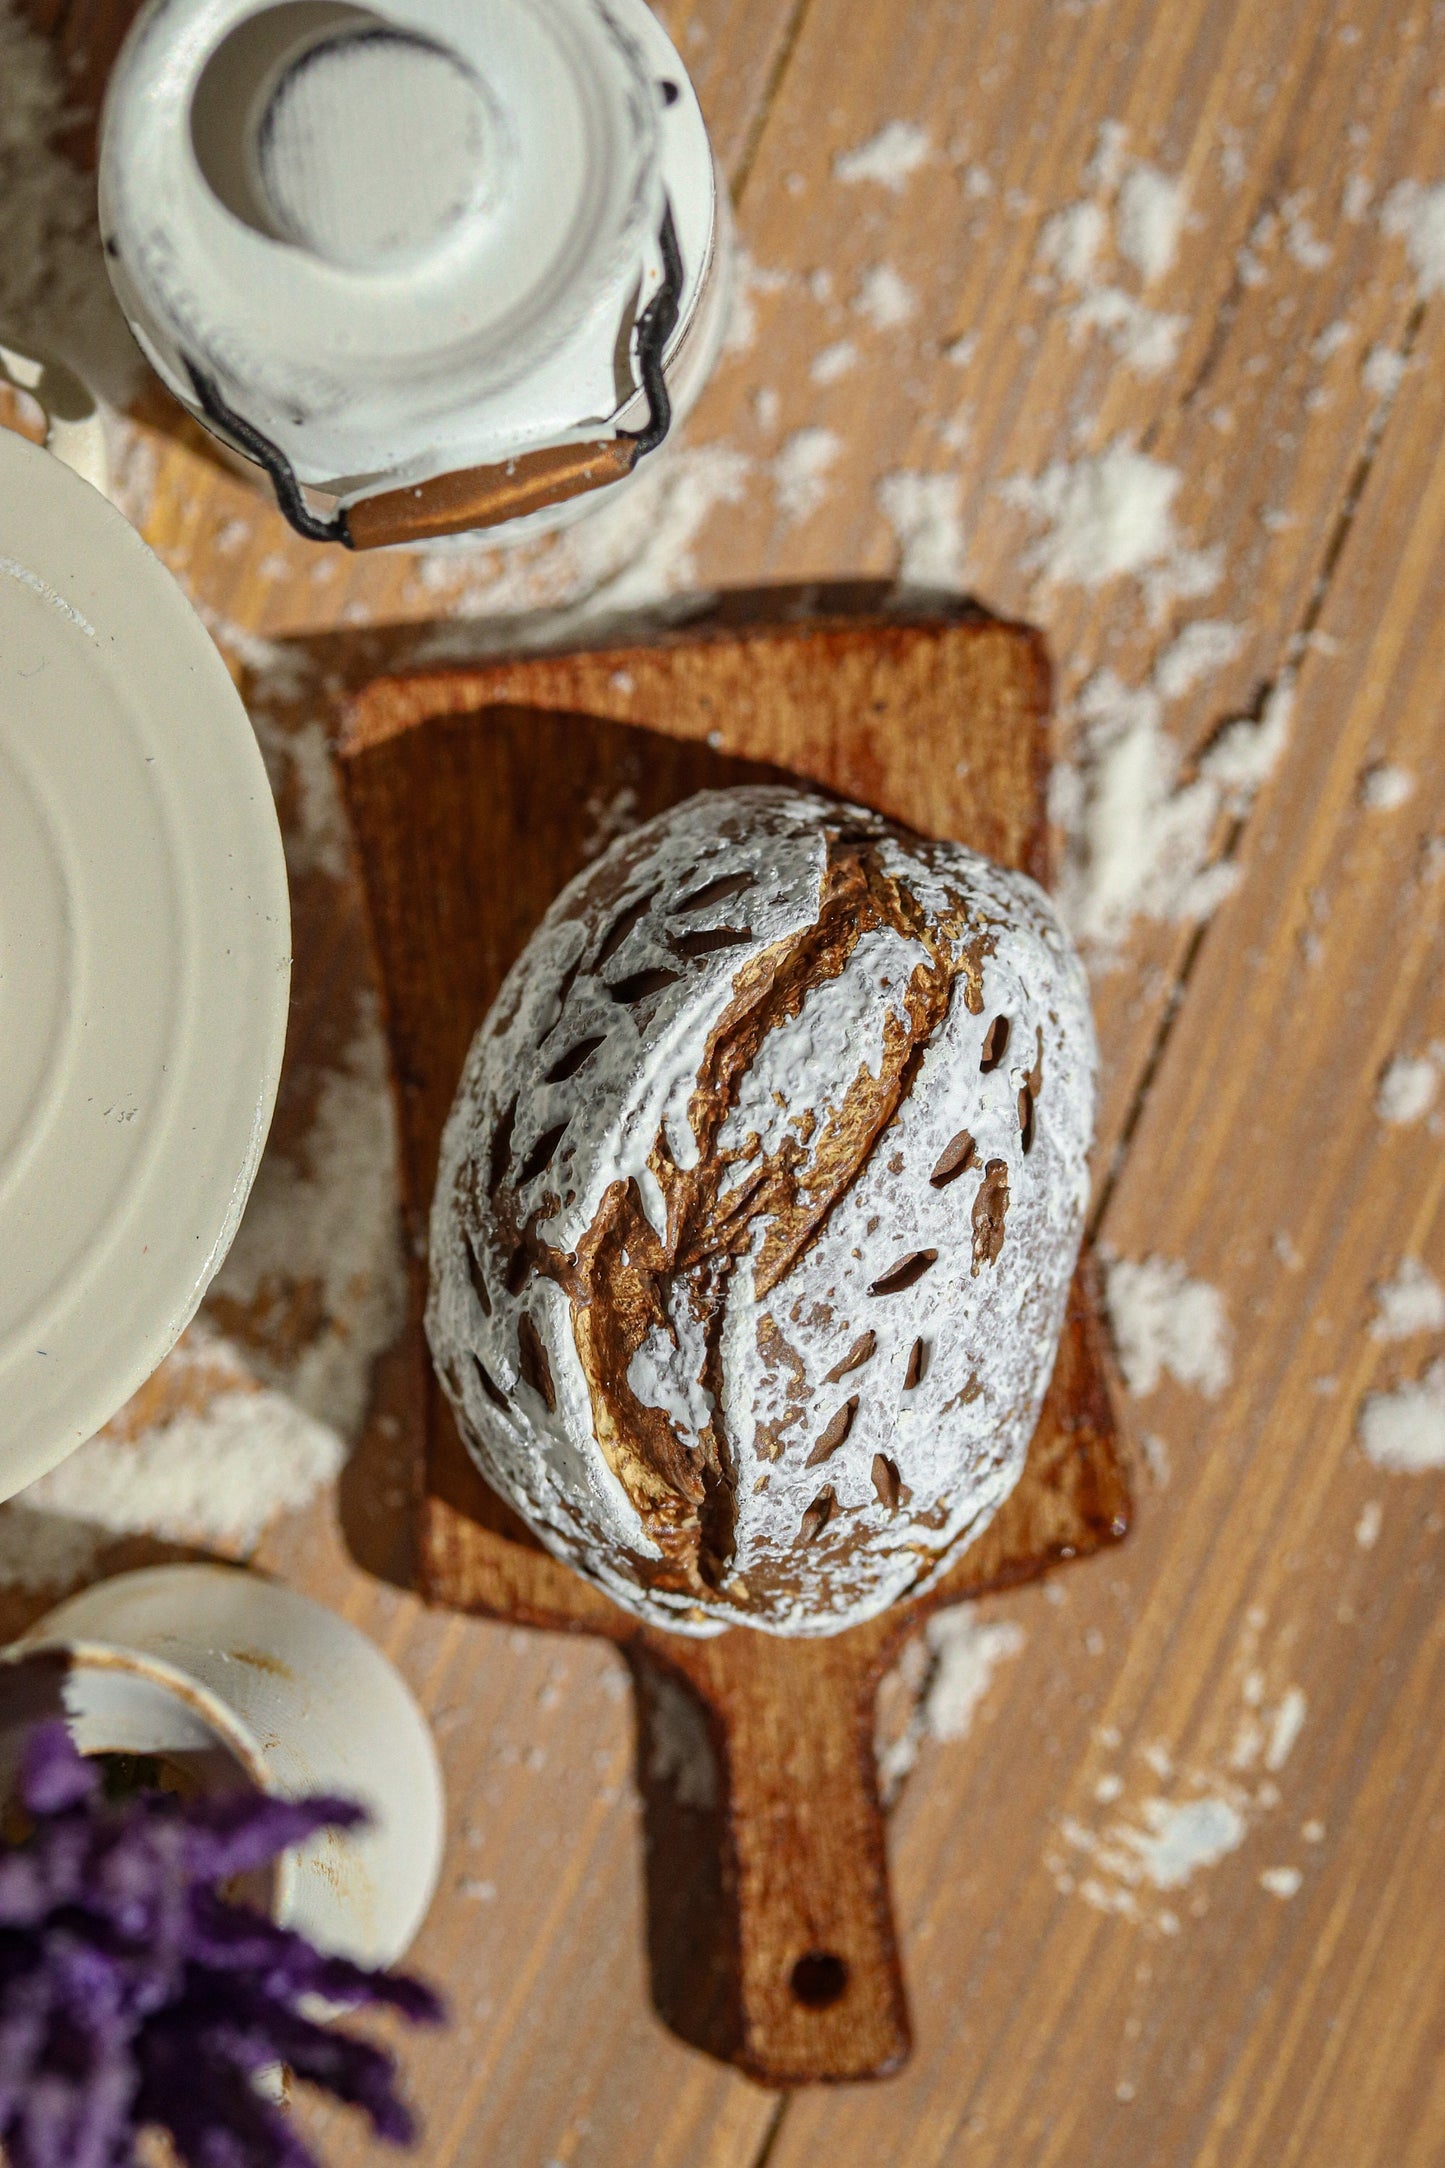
[790,1951,850,2009]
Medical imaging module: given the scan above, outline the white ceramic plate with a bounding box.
[0,429,290,1499]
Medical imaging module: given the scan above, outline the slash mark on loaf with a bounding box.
[494,829,990,1603]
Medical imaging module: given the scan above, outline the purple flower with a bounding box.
[0,1722,443,2168]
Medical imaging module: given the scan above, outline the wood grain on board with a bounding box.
[9,0,1445,2157]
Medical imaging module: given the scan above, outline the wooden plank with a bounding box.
[759,198,1445,2168]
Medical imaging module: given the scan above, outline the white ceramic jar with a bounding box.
[5,1565,445,1968]
[99,0,730,548]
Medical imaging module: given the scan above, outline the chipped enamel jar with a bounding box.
[427,787,1098,1639]
[5,1565,445,1966]
[98,0,729,549]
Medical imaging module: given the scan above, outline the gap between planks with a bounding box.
[729,0,819,209]
[1087,291,1435,1249]
[748,2093,792,2168]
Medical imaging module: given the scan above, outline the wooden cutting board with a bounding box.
[337,600,1130,2088]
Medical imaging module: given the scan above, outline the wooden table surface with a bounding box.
[11,0,1445,2161]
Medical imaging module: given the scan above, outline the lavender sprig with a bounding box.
[0,1722,443,2168]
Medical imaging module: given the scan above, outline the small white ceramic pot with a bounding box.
[99,0,730,550]
[5,1565,444,1969]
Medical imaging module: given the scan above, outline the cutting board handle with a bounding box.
[641,1629,912,2086]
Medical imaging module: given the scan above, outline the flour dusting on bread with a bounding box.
[427,786,1096,1637]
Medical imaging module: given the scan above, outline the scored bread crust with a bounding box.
[426,786,1096,1637]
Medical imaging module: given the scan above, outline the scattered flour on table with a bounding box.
[926,1612,1028,1741]
[1376,1051,1440,1125]
[772,426,841,523]
[1380,181,1445,296]
[1355,1499,1383,1548]
[640,1669,719,1811]
[1358,1362,1445,1472]
[1344,173,1373,223]
[0,1334,343,1591]
[216,658,407,1429]
[854,263,917,330]
[1359,761,1415,810]
[1236,209,1278,290]
[260,714,352,881]
[723,248,788,355]
[1004,444,1175,582]
[1087,119,1130,193]
[1115,165,1187,281]
[876,1610,1026,1801]
[1105,1255,1231,1399]
[1194,677,1295,798]
[19,1365,342,1556]
[411,442,751,636]
[207,991,406,1438]
[1052,655,1292,952]
[544,445,751,622]
[107,421,161,530]
[1362,346,1408,400]
[1138,1432,1171,1486]
[1114,1797,1247,1890]
[1001,444,1221,615]
[810,338,858,385]
[1152,619,1246,699]
[1312,318,1354,363]
[1266,1686,1308,1771]
[1050,1609,1308,1929]
[0,1507,123,1595]
[1038,200,1108,285]
[833,121,931,191]
[1280,192,1332,272]
[1370,1258,1445,1342]
[1032,136,1189,377]
[1068,288,1185,377]
[0,0,140,404]
[1260,1865,1303,1899]
[875,470,967,588]
[1234,195,1334,288]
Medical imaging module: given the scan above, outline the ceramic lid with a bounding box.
[0,431,290,1499]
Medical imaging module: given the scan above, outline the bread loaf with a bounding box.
[426,786,1096,1636]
